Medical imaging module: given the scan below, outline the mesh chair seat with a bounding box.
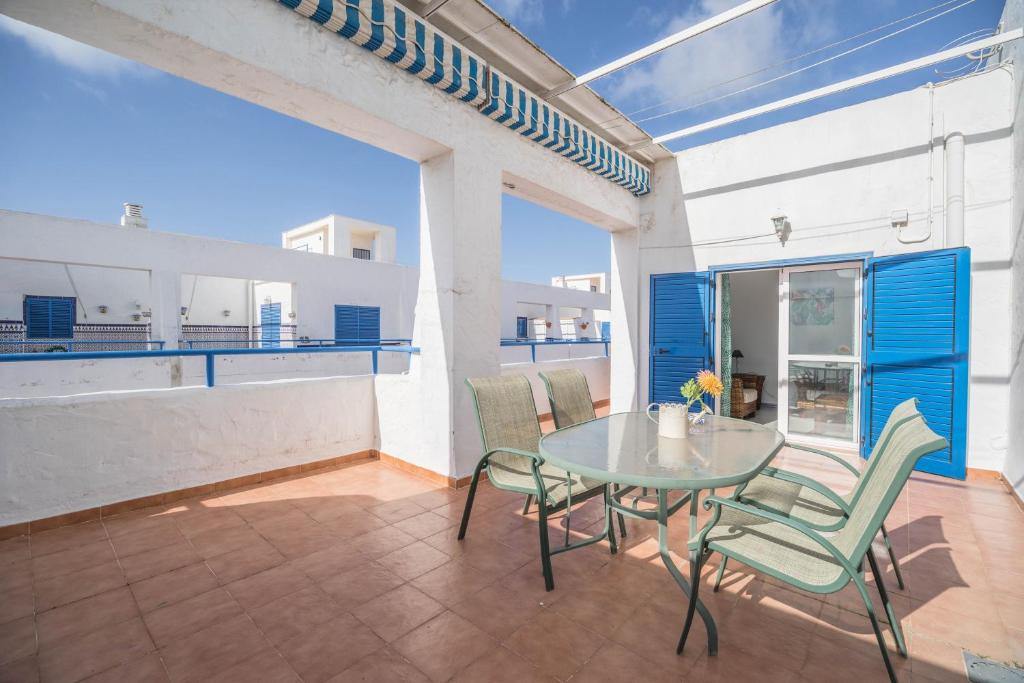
[487,452,605,506]
[697,505,846,589]
[739,475,847,529]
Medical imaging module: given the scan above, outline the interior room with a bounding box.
[722,269,779,427]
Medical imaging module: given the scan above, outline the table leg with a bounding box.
[657,489,718,656]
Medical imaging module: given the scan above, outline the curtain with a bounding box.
[720,274,732,417]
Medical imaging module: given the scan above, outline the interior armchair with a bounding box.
[730,372,765,418]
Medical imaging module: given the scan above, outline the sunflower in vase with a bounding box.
[680,370,724,424]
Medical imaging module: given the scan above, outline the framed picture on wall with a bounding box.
[791,287,835,326]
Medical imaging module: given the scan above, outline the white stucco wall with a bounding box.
[0,374,377,526]
[633,68,1016,472]
[728,269,780,406]
[0,211,606,397]
[501,356,611,415]
[1000,0,1024,499]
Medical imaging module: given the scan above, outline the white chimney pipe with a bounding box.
[121,203,148,229]
[944,132,965,248]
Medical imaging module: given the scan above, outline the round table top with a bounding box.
[539,412,785,490]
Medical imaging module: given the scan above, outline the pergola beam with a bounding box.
[645,28,1023,148]
[543,0,779,99]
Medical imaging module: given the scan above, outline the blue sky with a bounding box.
[0,0,1010,282]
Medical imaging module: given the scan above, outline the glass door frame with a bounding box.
[778,261,863,449]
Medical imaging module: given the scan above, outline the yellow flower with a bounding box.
[696,370,723,398]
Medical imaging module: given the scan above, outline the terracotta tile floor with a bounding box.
[2,442,1022,682]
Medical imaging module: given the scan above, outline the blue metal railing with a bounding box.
[182,338,412,349]
[0,345,419,388]
[1,340,167,351]
[500,338,609,363]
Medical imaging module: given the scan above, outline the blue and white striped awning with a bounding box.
[277,0,651,196]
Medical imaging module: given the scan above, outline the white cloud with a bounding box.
[0,14,156,79]
[608,0,837,120]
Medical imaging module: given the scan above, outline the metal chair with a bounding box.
[539,368,627,538]
[683,408,947,682]
[458,375,615,591]
[714,398,922,593]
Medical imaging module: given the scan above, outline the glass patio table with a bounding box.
[539,411,784,656]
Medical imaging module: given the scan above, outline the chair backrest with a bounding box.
[538,368,596,429]
[835,410,947,564]
[465,375,542,459]
[848,397,922,506]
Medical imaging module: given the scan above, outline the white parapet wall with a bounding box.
[0,353,610,526]
[0,375,377,526]
[501,356,611,416]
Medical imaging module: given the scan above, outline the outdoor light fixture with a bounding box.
[222,309,231,317]
[288,311,297,319]
[131,313,142,322]
[97,305,108,314]
[180,306,188,316]
[891,209,909,228]
[771,214,787,235]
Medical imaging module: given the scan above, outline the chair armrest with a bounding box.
[483,447,543,464]
[783,442,861,478]
[696,495,858,577]
[752,467,851,514]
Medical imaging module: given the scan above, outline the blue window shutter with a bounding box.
[24,296,75,339]
[334,305,359,345]
[862,247,970,479]
[260,303,281,348]
[358,306,380,343]
[601,321,611,341]
[335,305,381,345]
[649,272,712,408]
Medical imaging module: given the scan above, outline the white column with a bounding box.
[149,270,181,350]
[576,307,593,338]
[407,148,503,477]
[610,229,640,412]
[545,304,563,340]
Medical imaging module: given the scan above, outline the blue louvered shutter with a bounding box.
[334,305,360,346]
[260,303,281,348]
[649,272,712,409]
[357,306,381,343]
[862,247,970,478]
[516,316,528,339]
[24,296,75,339]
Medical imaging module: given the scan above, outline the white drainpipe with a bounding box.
[944,131,965,248]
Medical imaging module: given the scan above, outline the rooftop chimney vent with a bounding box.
[121,203,148,229]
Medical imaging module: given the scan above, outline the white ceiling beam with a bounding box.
[645,29,1023,148]
[543,0,779,99]
[422,0,453,18]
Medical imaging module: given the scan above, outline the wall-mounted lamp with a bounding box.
[222,309,231,317]
[288,311,297,319]
[180,306,188,316]
[97,305,109,314]
[890,209,909,228]
[131,313,142,322]
[771,213,790,243]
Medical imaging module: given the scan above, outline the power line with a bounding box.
[601,0,975,131]
[635,0,979,126]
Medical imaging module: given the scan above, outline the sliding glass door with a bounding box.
[779,263,862,446]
